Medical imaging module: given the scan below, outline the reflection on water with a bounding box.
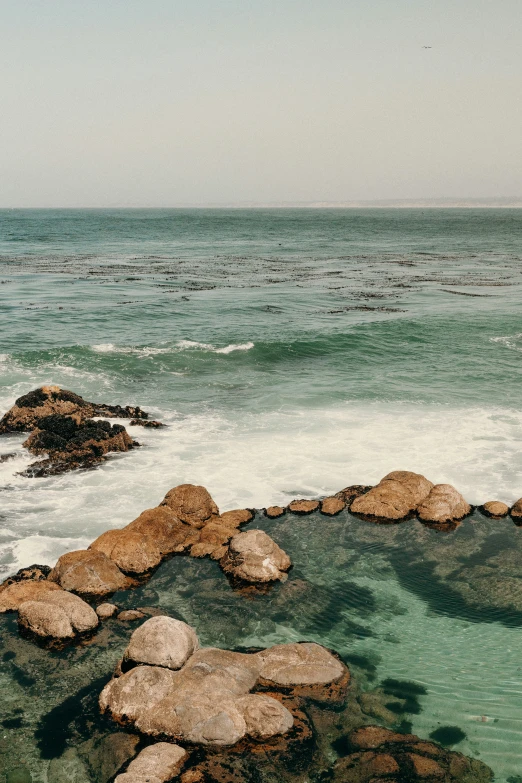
[1,510,522,780]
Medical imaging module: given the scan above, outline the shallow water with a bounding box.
[1,208,522,781]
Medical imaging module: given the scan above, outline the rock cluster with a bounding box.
[100,616,348,747]
[0,386,154,476]
[330,725,492,783]
[351,471,471,526]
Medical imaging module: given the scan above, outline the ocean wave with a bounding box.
[490,334,522,352]
[91,341,255,356]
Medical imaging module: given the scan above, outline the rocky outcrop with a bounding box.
[0,386,155,477]
[219,530,291,584]
[335,485,373,505]
[287,499,320,514]
[320,497,345,516]
[481,500,509,518]
[100,619,348,749]
[48,549,129,597]
[90,528,163,575]
[123,616,199,670]
[351,471,433,521]
[161,484,220,527]
[115,743,188,783]
[417,484,471,526]
[265,505,285,519]
[0,579,62,612]
[510,497,522,522]
[0,386,149,434]
[330,725,493,783]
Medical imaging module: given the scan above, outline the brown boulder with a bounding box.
[220,530,291,583]
[100,665,180,724]
[408,753,445,777]
[90,529,162,574]
[118,610,145,621]
[348,726,414,749]
[381,471,434,505]
[334,485,373,505]
[126,506,185,554]
[351,480,417,521]
[219,509,253,528]
[510,497,522,521]
[17,589,98,642]
[97,602,118,619]
[265,506,285,519]
[417,484,471,524]
[256,642,346,687]
[0,579,62,612]
[161,484,219,528]
[481,500,510,518]
[123,616,199,670]
[48,549,128,596]
[190,522,235,558]
[114,743,188,783]
[287,499,320,514]
[320,497,345,516]
[237,694,293,739]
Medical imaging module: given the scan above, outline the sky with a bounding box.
[0,0,521,207]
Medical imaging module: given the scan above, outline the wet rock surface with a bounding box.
[351,471,433,521]
[417,484,472,526]
[288,499,320,514]
[48,549,129,597]
[115,743,188,783]
[481,501,509,518]
[219,529,291,584]
[0,386,155,477]
[161,484,220,528]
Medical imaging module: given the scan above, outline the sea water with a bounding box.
[1,208,522,781]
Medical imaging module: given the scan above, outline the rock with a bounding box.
[320,497,345,516]
[124,616,199,670]
[97,602,118,618]
[219,509,253,528]
[190,521,235,558]
[161,484,219,528]
[90,528,162,574]
[78,732,140,783]
[417,484,471,525]
[408,753,445,777]
[1,563,51,586]
[47,748,91,783]
[348,726,413,749]
[510,498,522,521]
[179,648,260,695]
[129,418,165,428]
[0,386,148,433]
[287,499,320,514]
[481,500,510,518]
[0,579,62,612]
[48,549,128,596]
[19,588,98,634]
[118,610,145,621]
[220,529,291,583]
[18,600,80,643]
[100,665,180,723]
[256,642,345,687]
[334,485,373,505]
[114,743,188,783]
[126,506,186,555]
[265,506,285,519]
[351,471,433,521]
[237,694,293,739]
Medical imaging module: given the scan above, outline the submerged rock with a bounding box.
[417,484,471,525]
[220,529,291,584]
[48,549,129,597]
[123,616,199,670]
[115,743,188,783]
[161,484,220,528]
[117,610,145,622]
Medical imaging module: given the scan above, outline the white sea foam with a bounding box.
[491,334,522,351]
[1,400,522,577]
[91,341,255,356]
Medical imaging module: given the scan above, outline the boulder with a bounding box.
[219,509,253,528]
[90,529,162,575]
[320,497,345,516]
[18,589,98,642]
[237,694,293,739]
[100,665,180,724]
[265,506,285,519]
[179,648,260,696]
[161,484,219,528]
[510,498,522,522]
[118,610,145,622]
[97,603,118,619]
[0,579,62,612]
[0,386,148,434]
[190,522,235,558]
[334,485,373,505]
[123,616,199,670]
[287,499,320,514]
[126,506,185,554]
[481,500,509,518]
[220,529,291,583]
[417,484,471,524]
[48,549,128,596]
[256,642,345,686]
[77,732,141,783]
[114,743,188,783]
[351,471,433,521]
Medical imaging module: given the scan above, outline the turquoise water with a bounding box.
[1,208,522,781]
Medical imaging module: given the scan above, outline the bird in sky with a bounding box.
[422,46,432,49]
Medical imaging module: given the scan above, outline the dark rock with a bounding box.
[129,419,165,428]
[335,485,373,505]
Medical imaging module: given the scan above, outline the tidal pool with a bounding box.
[1,509,522,782]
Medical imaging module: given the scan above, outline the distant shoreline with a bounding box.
[2,200,522,210]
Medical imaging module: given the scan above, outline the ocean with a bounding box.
[1,207,522,781]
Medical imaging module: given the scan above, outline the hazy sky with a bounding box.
[1,0,521,206]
